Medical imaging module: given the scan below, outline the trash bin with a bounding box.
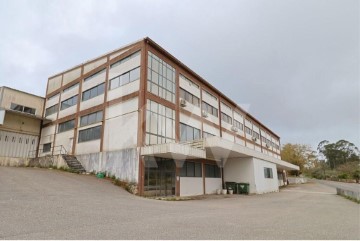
[237,183,250,194]
[96,172,105,178]
[225,182,237,194]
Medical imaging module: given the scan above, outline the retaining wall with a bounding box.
[336,188,360,202]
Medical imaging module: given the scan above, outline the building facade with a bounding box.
[39,37,298,196]
[0,87,45,165]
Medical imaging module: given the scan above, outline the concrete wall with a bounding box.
[180,177,203,196]
[205,178,222,194]
[1,112,41,135]
[224,157,256,194]
[0,129,38,158]
[253,158,279,194]
[0,156,30,167]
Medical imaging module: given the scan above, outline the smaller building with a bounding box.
[0,86,45,166]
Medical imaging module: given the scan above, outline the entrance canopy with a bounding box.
[141,142,206,160]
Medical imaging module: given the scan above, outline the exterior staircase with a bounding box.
[61,154,86,173]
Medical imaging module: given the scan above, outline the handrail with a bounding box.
[28,145,68,158]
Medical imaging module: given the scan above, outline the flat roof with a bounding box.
[0,86,45,99]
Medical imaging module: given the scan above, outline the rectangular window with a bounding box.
[10,103,36,115]
[205,164,221,178]
[82,83,105,101]
[110,51,140,69]
[204,90,218,101]
[180,123,201,142]
[80,111,103,127]
[84,68,106,82]
[63,83,79,92]
[48,93,59,100]
[245,126,252,135]
[45,104,58,116]
[109,67,140,90]
[180,74,199,89]
[264,167,273,178]
[58,119,75,133]
[78,125,101,143]
[147,51,176,103]
[180,161,202,177]
[60,95,78,110]
[221,112,232,125]
[202,101,218,117]
[43,143,51,153]
[233,119,244,130]
[180,88,200,107]
[253,131,260,139]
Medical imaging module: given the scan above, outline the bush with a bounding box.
[338,173,348,179]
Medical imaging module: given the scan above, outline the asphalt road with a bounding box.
[311,178,360,193]
[0,167,359,240]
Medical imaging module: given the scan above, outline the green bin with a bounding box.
[236,183,250,194]
[96,172,105,178]
[225,182,237,194]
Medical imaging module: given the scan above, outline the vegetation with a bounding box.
[282,139,359,182]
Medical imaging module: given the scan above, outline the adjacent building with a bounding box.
[35,37,297,196]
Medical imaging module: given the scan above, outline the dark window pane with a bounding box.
[195,162,202,177]
[186,162,195,177]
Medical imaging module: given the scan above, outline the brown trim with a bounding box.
[202,162,205,194]
[106,92,139,107]
[72,66,83,154]
[175,68,180,142]
[100,57,110,152]
[146,92,176,110]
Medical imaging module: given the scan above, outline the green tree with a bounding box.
[281,143,317,176]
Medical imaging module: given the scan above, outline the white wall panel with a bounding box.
[180,177,203,196]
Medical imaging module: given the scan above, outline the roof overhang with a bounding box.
[0,108,48,122]
[141,142,206,160]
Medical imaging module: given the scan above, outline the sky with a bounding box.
[0,0,358,149]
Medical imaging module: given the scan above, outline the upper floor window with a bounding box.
[84,68,106,82]
[47,93,59,101]
[180,88,200,107]
[10,103,36,115]
[245,126,252,135]
[80,111,103,127]
[58,119,75,133]
[45,104,58,116]
[180,123,201,142]
[109,67,140,90]
[82,83,105,101]
[110,51,140,69]
[253,131,260,139]
[60,95,78,110]
[233,119,244,130]
[204,90,218,101]
[202,101,218,117]
[221,112,232,125]
[180,74,199,89]
[78,125,101,143]
[63,83,79,92]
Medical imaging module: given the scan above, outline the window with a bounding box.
[253,131,260,139]
[84,68,106,82]
[202,101,218,117]
[203,131,215,138]
[147,51,176,103]
[245,126,252,135]
[180,74,199,89]
[43,143,51,153]
[204,90,218,101]
[145,100,175,145]
[110,51,140,69]
[221,112,232,125]
[205,164,221,178]
[80,111,103,127]
[82,83,105,101]
[234,119,244,131]
[10,103,36,115]
[48,93,59,100]
[109,67,140,90]
[221,102,232,112]
[45,104,58,116]
[63,83,79,92]
[58,119,75,133]
[60,95,78,110]
[180,123,201,142]
[78,125,101,143]
[264,167,273,178]
[180,161,202,177]
[180,88,200,107]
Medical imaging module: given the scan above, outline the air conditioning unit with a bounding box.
[202,110,208,117]
[252,136,257,141]
[231,126,238,132]
[180,98,187,107]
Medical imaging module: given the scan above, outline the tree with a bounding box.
[281,143,317,176]
[317,140,359,169]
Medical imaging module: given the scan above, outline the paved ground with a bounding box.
[312,178,360,193]
[0,167,359,240]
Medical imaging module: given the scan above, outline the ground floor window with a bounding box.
[180,161,202,177]
[264,167,273,178]
[205,164,221,178]
[43,143,51,153]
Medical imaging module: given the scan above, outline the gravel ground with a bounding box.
[0,167,359,240]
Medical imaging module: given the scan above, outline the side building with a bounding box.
[0,86,45,166]
[39,37,298,196]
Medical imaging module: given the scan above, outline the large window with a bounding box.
[180,88,200,107]
[45,104,58,116]
[245,126,252,135]
[264,167,273,178]
[109,67,140,90]
[180,123,200,142]
[80,111,103,127]
[145,100,175,145]
[82,83,105,101]
[147,51,176,103]
[205,164,221,178]
[202,101,218,117]
[60,95,78,110]
[84,68,106,82]
[180,161,202,177]
[78,125,101,143]
[253,131,260,139]
[10,103,36,115]
[221,112,232,125]
[233,119,244,131]
[58,119,75,133]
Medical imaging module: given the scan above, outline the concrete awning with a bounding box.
[141,142,206,160]
[205,136,299,171]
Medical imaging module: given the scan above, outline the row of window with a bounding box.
[10,103,36,115]
[0,135,36,145]
[58,110,103,133]
[233,119,244,131]
[180,123,201,142]
[221,112,232,125]
[82,83,105,102]
[180,88,200,107]
[202,101,218,117]
[180,161,221,178]
[109,67,140,90]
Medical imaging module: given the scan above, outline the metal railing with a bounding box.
[28,145,68,158]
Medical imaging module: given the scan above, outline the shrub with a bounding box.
[338,173,348,179]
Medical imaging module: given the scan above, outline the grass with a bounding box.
[338,194,360,204]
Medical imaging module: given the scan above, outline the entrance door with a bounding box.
[144,157,175,196]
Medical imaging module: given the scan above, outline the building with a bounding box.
[39,37,298,196]
[0,86,45,166]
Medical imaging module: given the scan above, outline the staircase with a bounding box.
[61,154,86,173]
